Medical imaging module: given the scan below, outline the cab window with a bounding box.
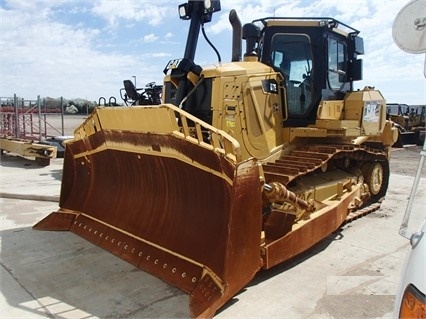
[328,39,346,89]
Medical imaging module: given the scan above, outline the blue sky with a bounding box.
[1,0,425,105]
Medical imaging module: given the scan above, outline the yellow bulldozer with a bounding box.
[386,103,425,146]
[34,1,398,317]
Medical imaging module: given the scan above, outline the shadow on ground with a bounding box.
[0,153,62,182]
[0,225,190,319]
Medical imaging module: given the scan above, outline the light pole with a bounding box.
[132,76,137,88]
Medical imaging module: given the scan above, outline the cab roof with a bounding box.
[252,17,360,37]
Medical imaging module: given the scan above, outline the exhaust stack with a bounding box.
[229,9,242,62]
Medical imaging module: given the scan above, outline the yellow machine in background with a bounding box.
[34,1,398,317]
[387,103,425,146]
[0,137,56,166]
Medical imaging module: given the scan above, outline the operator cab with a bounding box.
[251,18,364,127]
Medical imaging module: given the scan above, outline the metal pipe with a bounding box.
[229,9,242,62]
[399,139,426,245]
[13,94,19,138]
[60,97,65,136]
[38,95,42,141]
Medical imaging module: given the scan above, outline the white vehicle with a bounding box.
[392,1,426,316]
[393,140,426,318]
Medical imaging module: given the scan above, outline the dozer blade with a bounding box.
[34,104,263,318]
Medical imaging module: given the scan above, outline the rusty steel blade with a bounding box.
[34,114,263,317]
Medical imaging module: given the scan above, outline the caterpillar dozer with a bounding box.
[386,103,425,146]
[34,1,398,317]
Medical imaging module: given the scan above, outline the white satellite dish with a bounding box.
[392,0,426,76]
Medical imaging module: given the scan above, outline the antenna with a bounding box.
[392,0,426,77]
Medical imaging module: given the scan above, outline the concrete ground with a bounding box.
[0,143,424,319]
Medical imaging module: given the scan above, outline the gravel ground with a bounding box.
[389,144,425,177]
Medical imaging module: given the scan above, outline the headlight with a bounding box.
[398,284,426,318]
[178,3,190,20]
[204,0,211,10]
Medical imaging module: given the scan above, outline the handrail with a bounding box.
[167,103,242,163]
[76,103,242,163]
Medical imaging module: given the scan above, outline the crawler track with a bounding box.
[262,144,388,186]
[262,143,389,223]
[344,201,383,224]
